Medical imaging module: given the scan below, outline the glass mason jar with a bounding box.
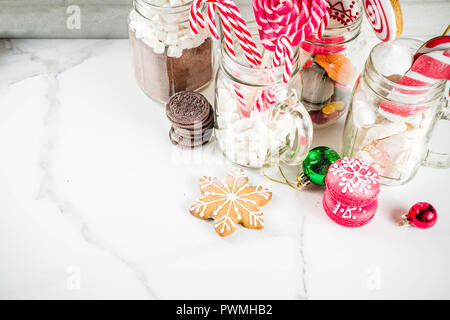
[299,0,365,128]
[128,0,212,103]
[342,38,449,186]
[215,23,313,168]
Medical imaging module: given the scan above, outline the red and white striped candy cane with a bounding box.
[190,0,262,116]
[252,0,329,113]
[317,1,331,38]
[190,0,262,68]
[380,49,450,117]
[255,35,293,111]
[207,3,219,40]
[413,36,450,61]
[273,35,294,83]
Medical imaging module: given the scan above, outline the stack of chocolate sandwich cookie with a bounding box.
[165,91,214,149]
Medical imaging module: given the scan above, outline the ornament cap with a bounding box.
[296,173,311,188]
[400,214,412,226]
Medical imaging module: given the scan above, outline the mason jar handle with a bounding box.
[280,96,314,166]
[423,98,450,168]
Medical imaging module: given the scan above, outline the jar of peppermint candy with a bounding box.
[129,0,212,103]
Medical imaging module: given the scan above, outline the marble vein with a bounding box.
[299,215,308,300]
[4,39,158,299]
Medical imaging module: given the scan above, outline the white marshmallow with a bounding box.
[215,84,301,167]
[179,37,194,50]
[372,42,413,76]
[167,45,182,58]
[153,40,165,54]
[170,0,182,6]
[233,118,252,132]
[353,101,377,127]
[166,32,178,46]
[156,30,167,42]
[164,24,179,32]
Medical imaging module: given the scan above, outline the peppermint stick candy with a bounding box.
[190,0,263,116]
[190,0,262,68]
[255,35,293,111]
[379,49,450,117]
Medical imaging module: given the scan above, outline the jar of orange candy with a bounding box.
[299,0,365,128]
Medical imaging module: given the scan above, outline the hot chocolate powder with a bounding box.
[130,30,212,103]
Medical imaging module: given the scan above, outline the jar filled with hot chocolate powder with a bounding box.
[129,0,212,103]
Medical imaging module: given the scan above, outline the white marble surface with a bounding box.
[0,37,449,300]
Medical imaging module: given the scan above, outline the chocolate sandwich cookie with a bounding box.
[173,125,214,139]
[172,113,214,137]
[166,91,211,126]
[169,127,212,149]
[170,126,213,142]
[166,91,214,149]
[171,106,214,130]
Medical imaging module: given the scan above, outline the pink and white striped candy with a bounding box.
[254,35,294,111]
[380,49,450,117]
[190,0,264,116]
[413,36,450,61]
[190,0,262,68]
[252,0,329,51]
[273,34,294,83]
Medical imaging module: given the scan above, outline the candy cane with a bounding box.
[413,36,450,61]
[251,0,329,114]
[273,35,294,83]
[380,49,450,117]
[255,36,293,111]
[190,0,261,67]
[317,1,330,38]
[190,0,262,116]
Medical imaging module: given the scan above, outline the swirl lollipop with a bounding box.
[363,0,403,42]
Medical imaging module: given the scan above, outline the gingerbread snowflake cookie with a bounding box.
[189,168,272,237]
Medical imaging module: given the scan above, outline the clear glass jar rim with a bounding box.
[221,42,299,75]
[134,0,193,12]
[324,4,363,32]
[305,4,363,46]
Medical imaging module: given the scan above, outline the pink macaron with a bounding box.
[323,157,381,227]
[325,157,380,207]
[323,189,378,227]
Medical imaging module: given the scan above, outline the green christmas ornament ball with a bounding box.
[302,146,340,186]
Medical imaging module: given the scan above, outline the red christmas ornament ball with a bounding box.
[404,202,437,229]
